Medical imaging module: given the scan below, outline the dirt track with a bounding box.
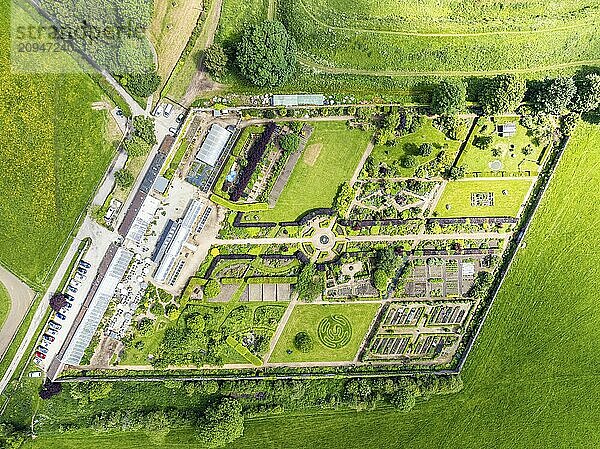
[0,266,35,359]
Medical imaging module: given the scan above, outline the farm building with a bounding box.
[195,124,232,166]
[497,123,517,137]
[272,94,325,107]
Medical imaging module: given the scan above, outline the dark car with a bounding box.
[37,345,48,354]
[79,260,91,269]
[48,321,62,331]
[67,285,77,293]
[76,267,87,275]
[34,351,46,360]
[56,312,67,320]
[42,334,55,342]
[65,294,75,302]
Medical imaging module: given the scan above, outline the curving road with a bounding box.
[0,266,35,361]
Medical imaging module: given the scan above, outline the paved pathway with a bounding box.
[350,140,374,187]
[0,267,35,361]
[263,300,297,362]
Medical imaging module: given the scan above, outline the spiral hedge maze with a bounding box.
[317,314,352,349]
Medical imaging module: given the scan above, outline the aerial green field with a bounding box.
[257,121,371,222]
[434,179,533,218]
[269,303,380,363]
[458,117,545,174]
[22,122,600,449]
[0,281,10,330]
[279,0,600,76]
[0,0,114,287]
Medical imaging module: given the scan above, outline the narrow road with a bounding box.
[0,267,35,360]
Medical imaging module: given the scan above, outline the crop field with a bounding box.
[278,0,600,76]
[434,179,533,218]
[269,303,380,363]
[257,121,371,222]
[19,122,600,449]
[369,118,463,177]
[0,1,114,287]
[458,118,544,174]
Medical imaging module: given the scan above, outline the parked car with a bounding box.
[48,321,62,331]
[70,279,81,287]
[76,267,87,275]
[33,356,43,365]
[67,285,77,293]
[175,113,185,123]
[75,273,85,281]
[37,346,48,354]
[169,126,178,136]
[42,334,55,342]
[153,103,164,117]
[163,103,173,117]
[79,260,91,269]
[46,328,58,336]
[56,312,67,320]
[61,302,72,309]
[34,352,46,360]
[65,294,75,302]
[115,108,123,117]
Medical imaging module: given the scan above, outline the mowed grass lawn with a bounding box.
[20,123,600,449]
[369,118,463,177]
[458,117,544,174]
[257,121,371,222]
[434,179,533,218]
[269,303,380,363]
[0,0,114,287]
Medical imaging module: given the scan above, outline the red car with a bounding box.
[34,351,46,359]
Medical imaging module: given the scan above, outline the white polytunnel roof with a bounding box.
[126,195,160,244]
[63,247,134,365]
[195,124,231,166]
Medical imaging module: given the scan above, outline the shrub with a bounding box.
[389,388,416,411]
[279,133,300,153]
[402,155,416,168]
[295,263,325,302]
[293,331,313,352]
[473,135,493,151]
[115,169,134,188]
[373,269,388,291]
[419,142,433,156]
[49,293,67,312]
[204,280,221,298]
[132,116,157,145]
[121,71,161,97]
[123,136,151,158]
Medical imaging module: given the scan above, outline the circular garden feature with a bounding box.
[317,315,352,349]
[319,235,330,245]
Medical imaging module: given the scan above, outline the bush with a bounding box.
[196,398,244,448]
[295,263,325,302]
[473,135,493,151]
[121,71,161,97]
[293,332,313,353]
[115,169,134,188]
[132,116,157,145]
[236,20,296,87]
[389,388,416,411]
[123,136,151,158]
[204,280,221,298]
[419,142,433,156]
[279,133,300,153]
[373,269,388,292]
[402,155,416,168]
[49,293,67,312]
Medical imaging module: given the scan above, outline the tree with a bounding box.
[39,381,62,399]
[419,142,433,156]
[478,74,526,115]
[0,423,26,449]
[295,263,325,302]
[333,182,355,216]
[294,332,313,353]
[473,135,493,151]
[204,44,228,77]
[121,71,161,97]
[49,293,67,312]
[203,280,221,299]
[431,80,467,115]
[279,133,300,154]
[373,269,388,292]
[530,77,576,115]
[389,388,416,411]
[123,136,151,158]
[402,155,416,168]
[132,116,157,145]
[236,20,297,87]
[376,247,398,275]
[196,398,244,448]
[561,112,580,137]
[115,169,134,188]
[571,73,600,113]
[447,165,466,180]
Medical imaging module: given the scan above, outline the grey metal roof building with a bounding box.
[63,247,133,365]
[196,124,232,166]
[154,199,204,283]
[126,195,160,244]
[272,94,325,107]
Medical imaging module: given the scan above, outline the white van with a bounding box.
[163,103,173,118]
